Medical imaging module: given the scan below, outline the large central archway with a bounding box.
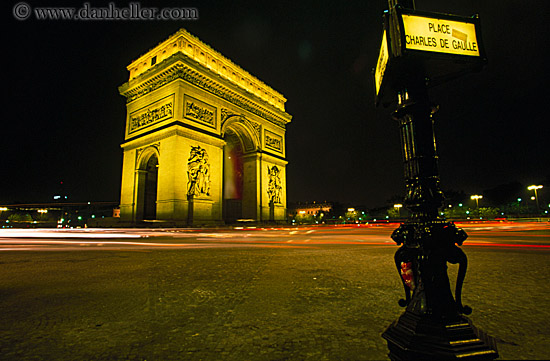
[223,129,243,222]
[222,120,258,223]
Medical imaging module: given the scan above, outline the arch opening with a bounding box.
[222,120,259,223]
[136,151,159,221]
[223,129,244,222]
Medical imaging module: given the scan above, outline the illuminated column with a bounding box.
[133,169,148,222]
[119,148,137,222]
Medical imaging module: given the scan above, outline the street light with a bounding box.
[471,195,483,208]
[527,185,543,210]
[394,204,402,218]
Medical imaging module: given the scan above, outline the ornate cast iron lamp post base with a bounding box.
[382,221,498,360]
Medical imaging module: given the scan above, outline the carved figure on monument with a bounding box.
[187,146,211,197]
[267,166,282,204]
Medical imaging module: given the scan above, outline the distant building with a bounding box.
[290,201,332,216]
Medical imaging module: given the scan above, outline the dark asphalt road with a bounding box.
[0,222,549,360]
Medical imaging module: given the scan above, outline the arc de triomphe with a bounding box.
[118,29,292,225]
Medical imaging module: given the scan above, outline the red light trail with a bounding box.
[0,222,547,251]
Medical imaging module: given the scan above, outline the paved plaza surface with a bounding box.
[0,222,549,360]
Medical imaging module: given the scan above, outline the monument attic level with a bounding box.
[124,28,287,112]
[118,28,292,225]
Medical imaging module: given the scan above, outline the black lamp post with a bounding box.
[375,1,499,359]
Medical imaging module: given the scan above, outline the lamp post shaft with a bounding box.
[395,81,443,220]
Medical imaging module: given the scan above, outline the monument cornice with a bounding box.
[119,53,292,129]
[259,150,288,165]
[121,123,226,151]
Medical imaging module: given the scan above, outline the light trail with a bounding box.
[0,222,547,251]
[463,242,550,249]
[0,229,142,239]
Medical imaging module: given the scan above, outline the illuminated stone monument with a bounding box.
[118,29,292,225]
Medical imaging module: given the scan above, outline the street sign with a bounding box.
[401,14,480,57]
[374,29,389,98]
[373,7,487,107]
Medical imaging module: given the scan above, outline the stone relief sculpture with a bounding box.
[267,166,282,204]
[186,100,215,126]
[187,146,211,197]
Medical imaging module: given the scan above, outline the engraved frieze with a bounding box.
[129,95,173,133]
[122,63,290,129]
[184,96,216,128]
[265,130,283,153]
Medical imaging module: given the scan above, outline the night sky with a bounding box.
[4,0,549,208]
